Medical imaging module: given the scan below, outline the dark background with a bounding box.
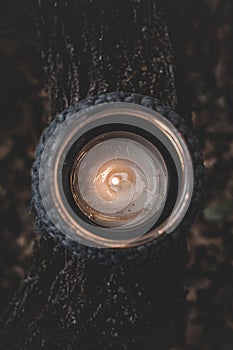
[0,1,232,349]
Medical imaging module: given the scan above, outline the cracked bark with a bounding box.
[1,1,190,349]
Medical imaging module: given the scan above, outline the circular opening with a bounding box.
[70,131,168,229]
[38,102,194,248]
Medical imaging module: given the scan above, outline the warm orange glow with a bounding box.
[95,159,136,202]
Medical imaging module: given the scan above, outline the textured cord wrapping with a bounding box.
[31,92,204,263]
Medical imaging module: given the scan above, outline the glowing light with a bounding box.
[111,176,120,186]
[71,133,168,229]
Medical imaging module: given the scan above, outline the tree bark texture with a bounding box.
[1,1,192,349]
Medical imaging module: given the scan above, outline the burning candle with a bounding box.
[71,132,168,229]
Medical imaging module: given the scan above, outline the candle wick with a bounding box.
[111,176,120,186]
